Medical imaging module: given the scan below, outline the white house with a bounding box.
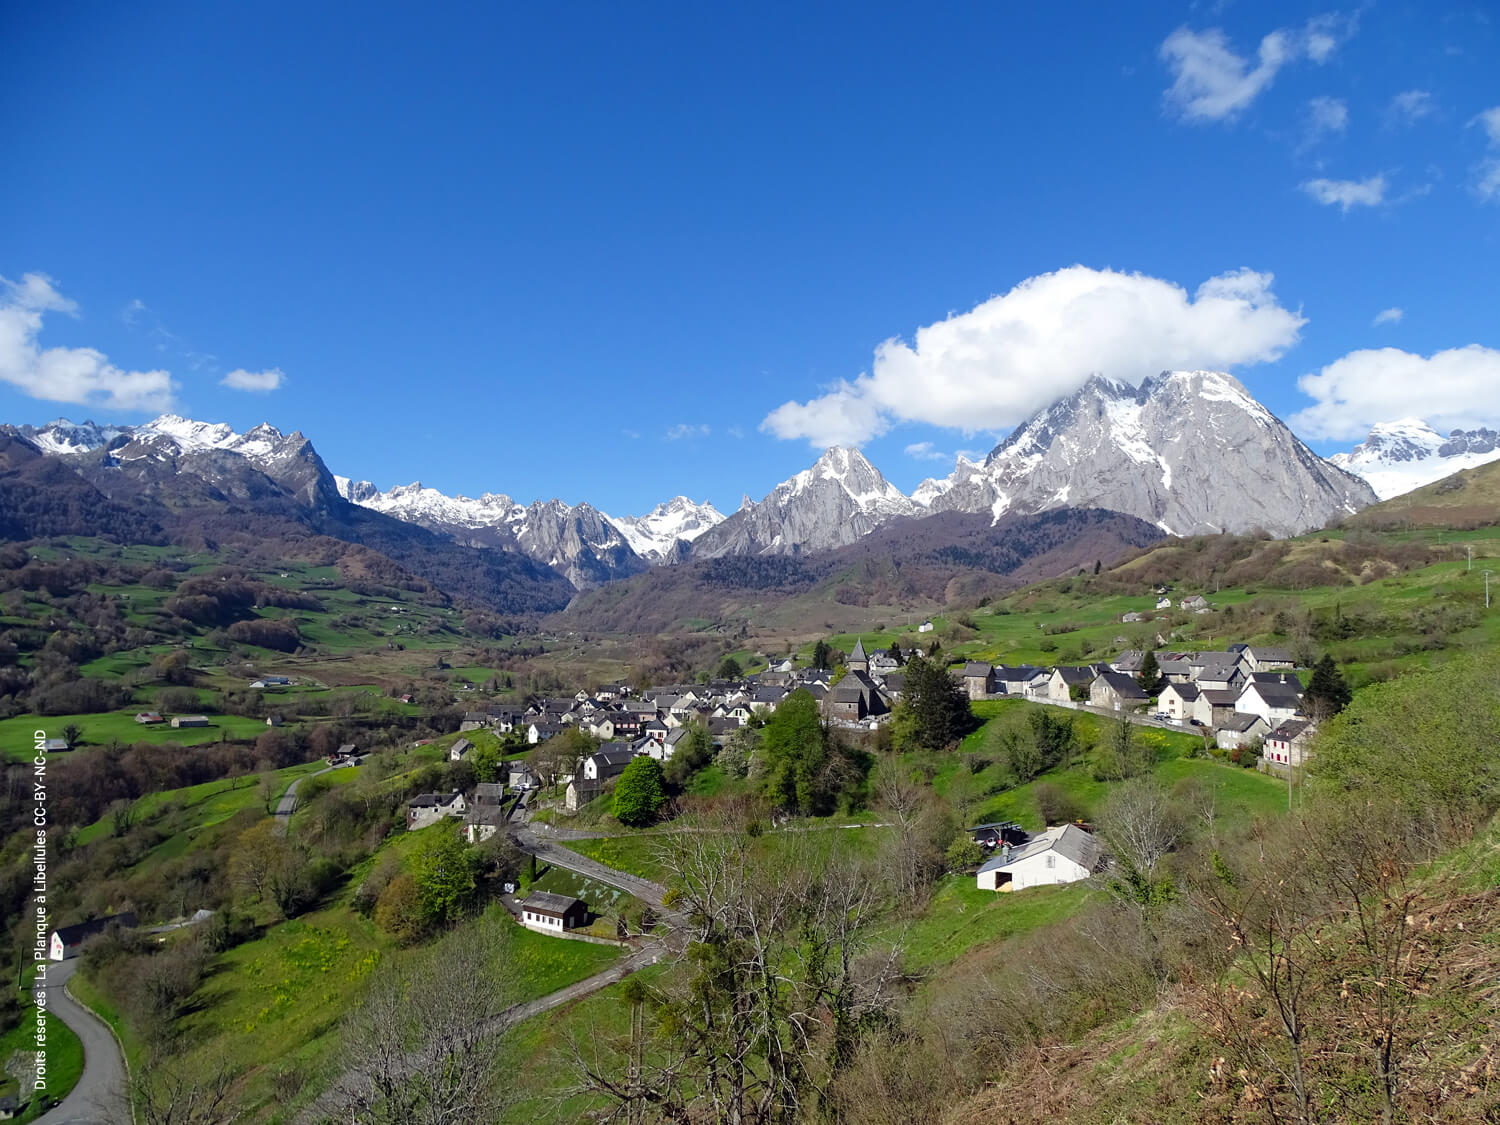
[1215,712,1271,751]
[917,620,934,633]
[1157,681,1200,723]
[976,824,1103,892]
[1044,666,1095,704]
[448,738,473,762]
[49,912,138,961]
[518,891,587,934]
[1236,680,1304,727]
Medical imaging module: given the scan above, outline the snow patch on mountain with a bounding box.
[1329,419,1500,500]
[912,370,1375,536]
[607,497,726,562]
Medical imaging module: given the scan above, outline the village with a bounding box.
[393,621,1324,931]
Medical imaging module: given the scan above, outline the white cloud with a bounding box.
[1292,345,1500,439]
[1388,89,1435,126]
[666,423,710,440]
[1160,14,1355,122]
[1372,307,1404,326]
[1301,174,1387,211]
[220,367,284,392]
[1304,96,1349,144]
[1472,106,1500,146]
[903,441,950,462]
[761,265,1306,448]
[1472,107,1500,202]
[0,273,176,412]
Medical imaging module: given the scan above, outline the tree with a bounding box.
[945,834,984,871]
[61,721,82,748]
[613,756,667,827]
[889,640,903,665]
[468,739,503,784]
[716,654,743,679]
[1093,715,1154,781]
[1303,653,1351,720]
[663,721,713,788]
[1138,649,1162,695]
[374,872,429,944]
[759,689,860,816]
[892,655,975,751]
[339,924,514,1123]
[412,828,477,927]
[1033,781,1084,826]
[571,819,897,1122]
[811,639,834,671]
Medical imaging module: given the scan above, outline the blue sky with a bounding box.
[3,2,1498,514]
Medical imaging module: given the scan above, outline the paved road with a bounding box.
[32,959,130,1125]
[511,826,678,919]
[272,764,337,834]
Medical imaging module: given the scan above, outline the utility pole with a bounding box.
[1485,570,1494,610]
[1468,544,1474,571]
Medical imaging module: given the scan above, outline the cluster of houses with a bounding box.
[959,643,1316,765]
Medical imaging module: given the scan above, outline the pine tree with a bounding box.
[1304,654,1352,719]
[1138,649,1163,695]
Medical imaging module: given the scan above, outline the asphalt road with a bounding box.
[31,958,130,1125]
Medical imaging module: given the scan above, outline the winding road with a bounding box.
[31,959,130,1125]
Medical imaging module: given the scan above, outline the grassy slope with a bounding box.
[0,1008,83,1122]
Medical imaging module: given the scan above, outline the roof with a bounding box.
[337,743,358,754]
[991,824,1103,873]
[1270,718,1313,741]
[473,782,506,799]
[1052,666,1095,685]
[1162,682,1200,701]
[1248,645,1294,662]
[523,891,581,916]
[995,665,1045,683]
[849,637,867,661]
[590,746,637,767]
[1219,711,1268,733]
[1243,682,1303,708]
[962,661,993,677]
[449,738,472,754]
[1094,671,1147,699]
[1201,689,1241,707]
[54,912,138,945]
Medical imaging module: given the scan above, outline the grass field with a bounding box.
[1,710,281,762]
[0,1006,83,1122]
[950,699,1284,830]
[881,877,1093,973]
[72,758,326,846]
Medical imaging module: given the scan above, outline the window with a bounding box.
[1045,854,1056,869]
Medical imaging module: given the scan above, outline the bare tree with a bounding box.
[569,813,899,1123]
[338,926,514,1124]
[132,1053,239,1125]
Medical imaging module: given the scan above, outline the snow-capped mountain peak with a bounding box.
[606,497,726,562]
[1330,419,1500,500]
[916,369,1374,536]
[689,445,919,558]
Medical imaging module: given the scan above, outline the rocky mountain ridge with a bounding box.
[912,370,1376,537]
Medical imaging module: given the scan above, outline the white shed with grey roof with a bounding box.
[977,824,1104,892]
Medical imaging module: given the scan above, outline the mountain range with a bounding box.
[3,370,1434,618]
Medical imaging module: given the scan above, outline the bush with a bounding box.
[1033,781,1085,826]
